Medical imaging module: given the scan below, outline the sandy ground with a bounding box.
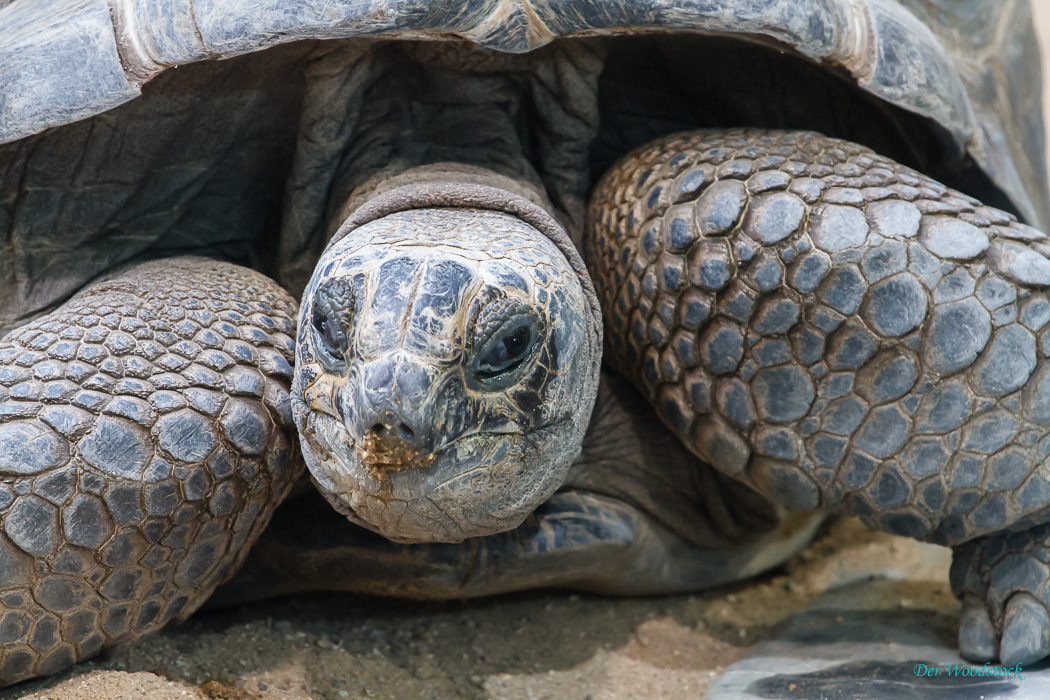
[0,518,954,700]
[4,8,1050,700]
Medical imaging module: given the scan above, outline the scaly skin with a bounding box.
[0,258,301,684]
[585,128,1050,664]
[293,202,601,543]
[953,527,1050,664]
[587,128,1050,543]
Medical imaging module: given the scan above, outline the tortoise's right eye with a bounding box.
[312,308,345,357]
[311,279,353,367]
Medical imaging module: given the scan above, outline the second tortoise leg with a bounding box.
[585,128,1050,664]
[0,258,302,684]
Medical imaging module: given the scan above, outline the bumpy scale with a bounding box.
[0,258,301,683]
[585,128,1050,664]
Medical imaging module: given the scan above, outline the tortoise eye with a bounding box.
[472,293,543,388]
[311,279,353,367]
[312,309,345,357]
[477,321,536,378]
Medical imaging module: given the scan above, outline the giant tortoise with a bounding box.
[0,0,1048,686]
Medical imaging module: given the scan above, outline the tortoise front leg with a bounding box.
[585,128,1050,662]
[952,527,1050,666]
[0,258,301,684]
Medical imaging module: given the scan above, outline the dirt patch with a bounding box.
[2,517,954,700]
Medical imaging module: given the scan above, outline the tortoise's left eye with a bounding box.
[477,319,537,378]
[471,294,543,388]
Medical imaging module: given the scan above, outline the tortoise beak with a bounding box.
[358,409,436,471]
[350,353,440,470]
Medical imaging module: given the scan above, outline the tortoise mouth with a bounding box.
[304,402,562,478]
[357,431,438,472]
[359,454,436,471]
[299,401,535,475]
[295,401,576,542]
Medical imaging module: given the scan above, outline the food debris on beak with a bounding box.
[359,426,437,473]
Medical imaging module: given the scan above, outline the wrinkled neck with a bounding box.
[325,42,552,235]
[278,39,602,298]
[337,163,558,232]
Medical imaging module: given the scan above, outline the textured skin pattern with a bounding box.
[294,207,600,543]
[586,129,1050,547]
[952,527,1050,664]
[0,258,301,684]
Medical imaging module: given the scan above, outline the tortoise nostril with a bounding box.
[370,421,415,441]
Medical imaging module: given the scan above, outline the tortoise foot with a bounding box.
[0,258,301,685]
[214,486,823,602]
[953,526,1050,666]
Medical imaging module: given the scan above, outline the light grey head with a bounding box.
[292,199,601,542]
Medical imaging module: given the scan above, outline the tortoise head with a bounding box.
[291,189,602,543]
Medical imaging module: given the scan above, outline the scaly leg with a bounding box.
[953,525,1050,665]
[586,128,1050,660]
[0,258,301,684]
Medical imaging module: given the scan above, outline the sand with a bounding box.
[0,517,955,700]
